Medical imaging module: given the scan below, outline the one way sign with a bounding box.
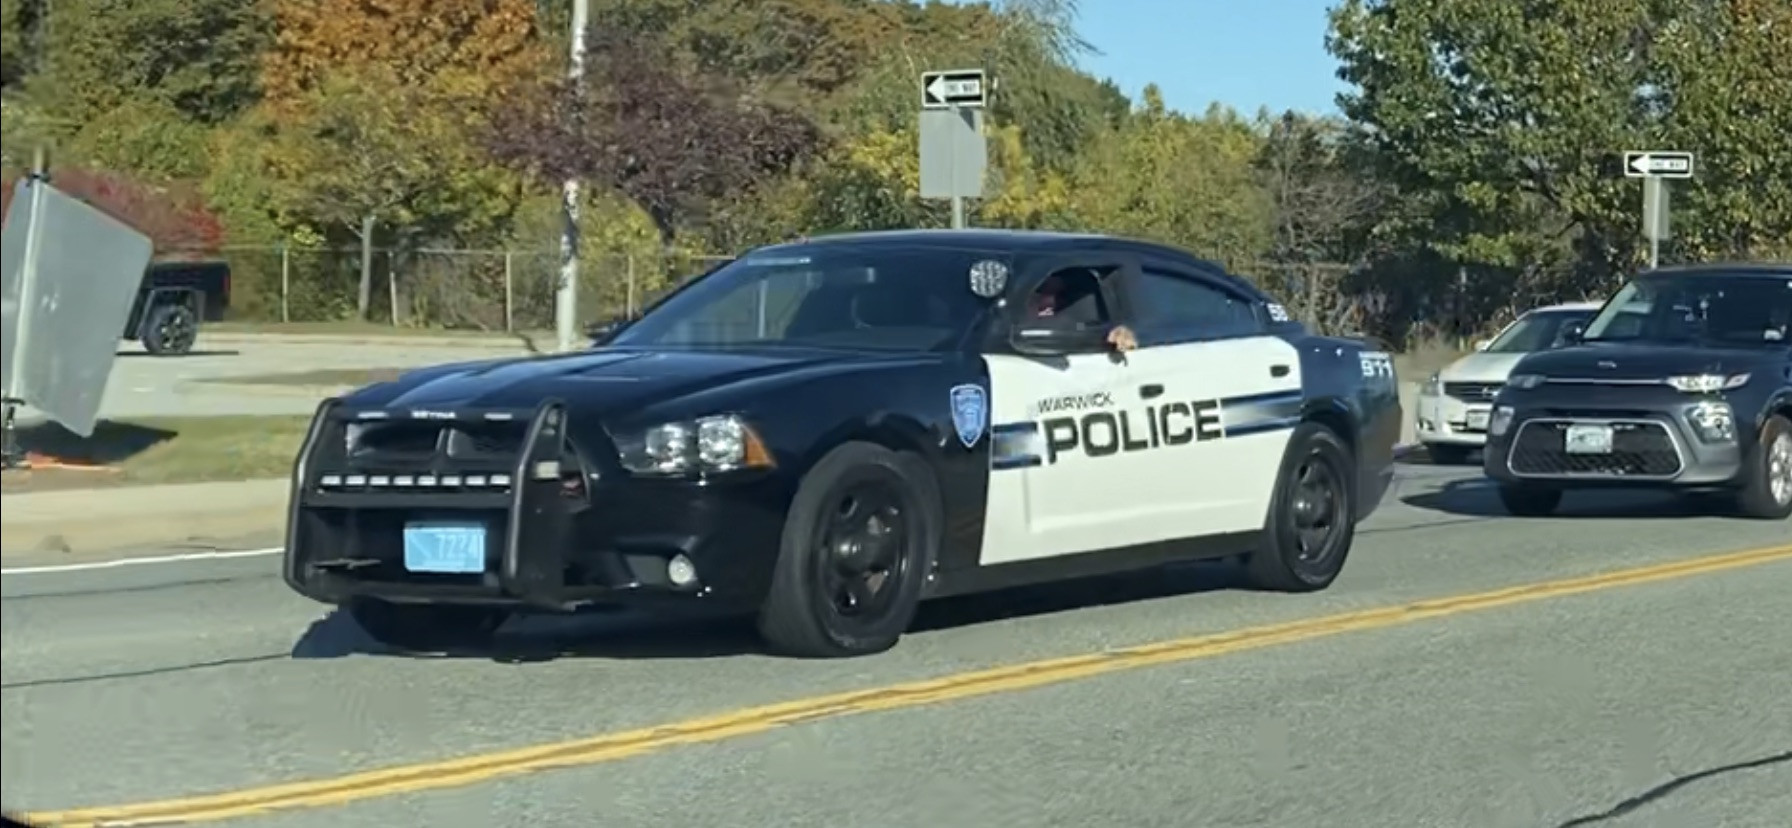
[921,69,988,109]
[1624,150,1694,179]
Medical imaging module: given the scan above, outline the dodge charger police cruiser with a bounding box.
[1484,263,1792,519]
[283,230,1403,658]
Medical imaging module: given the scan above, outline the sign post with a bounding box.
[1623,150,1694,270]
[919,69,989,229]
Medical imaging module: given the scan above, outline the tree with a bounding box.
[1256,112,1384,331]
[264,64,522,318]
[261,0,543,109]
[1,0,27,89]
[1,166,224,254]
[1328,0,1791,296]
[487,29,822,246]
[28,0,272,124]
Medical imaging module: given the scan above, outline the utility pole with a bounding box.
[556,0,589,353]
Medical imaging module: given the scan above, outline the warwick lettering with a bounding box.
[1041,400,1222,463]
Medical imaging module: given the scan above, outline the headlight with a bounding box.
[1664,373,1750,394]
[1507,374,1547,390]
[615,414,774,476]
[1489,405,1515,437]
[1421,372,1441,394]
[1686,401,1736,443]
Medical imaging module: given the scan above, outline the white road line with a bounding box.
[0,547,283,576]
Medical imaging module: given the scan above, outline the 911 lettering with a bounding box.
[1041,400,1222,463]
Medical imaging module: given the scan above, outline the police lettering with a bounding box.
[1041,400,1222,463]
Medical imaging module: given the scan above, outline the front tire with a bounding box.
[1732,414,1792,520]
[348,599,510,652]
[756,442,941,658]
[1244,422,1358,593]
[1498,485,1562,517]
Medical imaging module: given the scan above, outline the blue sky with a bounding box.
[1070,0,1348,116]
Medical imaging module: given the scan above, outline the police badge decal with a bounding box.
[949,384,988,448]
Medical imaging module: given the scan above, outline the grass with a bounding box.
[211,367,412,388]
[1,415,312,493]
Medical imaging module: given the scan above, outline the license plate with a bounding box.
[1564,424,1614,455]
[1464,409,1491,431]
[403,520,488,573]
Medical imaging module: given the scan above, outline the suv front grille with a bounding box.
[1509,420,1682,478]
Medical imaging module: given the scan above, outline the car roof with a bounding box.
[1640,262,1792,278]
[751,229,1270,301]
[1527,301,1602,314]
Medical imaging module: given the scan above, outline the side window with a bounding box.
[1129,268,1261,339]
[1021,264,1119,324]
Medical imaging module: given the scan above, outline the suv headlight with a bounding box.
[1507,374,1547,390]
[1664,373,1749,394]
[614,414,775,476]
[1421,372,1441,394]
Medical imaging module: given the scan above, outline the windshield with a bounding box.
[1581,272,1792,347]
[1484,309,1593,353]
[607,245,999,352]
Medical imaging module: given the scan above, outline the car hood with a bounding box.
[1512,342,1778,381]
[1439,351,1530,382]
[341,346,909,415]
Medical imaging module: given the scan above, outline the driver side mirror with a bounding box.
[1011,318,1112,356]
[1559,320,1586,345]
[584,315,632,344]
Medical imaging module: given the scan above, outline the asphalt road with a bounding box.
[4,462,1788,828]
[14,336,531,422]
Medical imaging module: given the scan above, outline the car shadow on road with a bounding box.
[1402,478,1737,519]
[288,562,1249,664]
[115,349,240,358]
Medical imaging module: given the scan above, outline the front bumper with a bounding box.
[282,400,790,612]
[1414,387,1497,447]
[1483,383,1747,489]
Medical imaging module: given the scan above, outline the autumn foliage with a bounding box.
[486,29,823,243]
[1,168,225,255]
[260,0,545,109]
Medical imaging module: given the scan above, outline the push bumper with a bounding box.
[1483,384,1747,490]
[282,400,790,612]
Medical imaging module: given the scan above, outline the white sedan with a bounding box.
[1414,302,1600,464]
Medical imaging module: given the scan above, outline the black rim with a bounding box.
[1286,449,1347,569]
[810,473,915,629]
[158,310,195,352]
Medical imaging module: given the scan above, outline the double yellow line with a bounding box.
[29,543,1792,828]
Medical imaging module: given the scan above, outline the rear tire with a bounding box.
[756,442,941,658]
[348,599,510,652]
[1732,414,1792,520]
[1244,422,1358,593]
[141,302,199,356]
[1498,485,1562,517]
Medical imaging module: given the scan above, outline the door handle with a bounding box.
[1270,364,1290,378]
[1139,383,1164,400]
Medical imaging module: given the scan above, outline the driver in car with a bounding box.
[1028,271,1138,352]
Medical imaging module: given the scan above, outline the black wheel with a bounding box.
[348,599,510,652]
[1425,443,1473,465]
[756,441,941,658]
[1732,414,1792,520]
[1245,422,1358,592]
[141,302,199,355]
[1498,485,1562,517]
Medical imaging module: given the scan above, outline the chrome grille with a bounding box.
[1444,382,1502,403]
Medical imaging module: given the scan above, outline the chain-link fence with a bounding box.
[211,245,733,331]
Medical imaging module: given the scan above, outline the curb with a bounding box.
[198,332,544,350]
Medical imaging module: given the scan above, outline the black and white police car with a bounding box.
[283,231,1404,657]
[1484,263,1792,519]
